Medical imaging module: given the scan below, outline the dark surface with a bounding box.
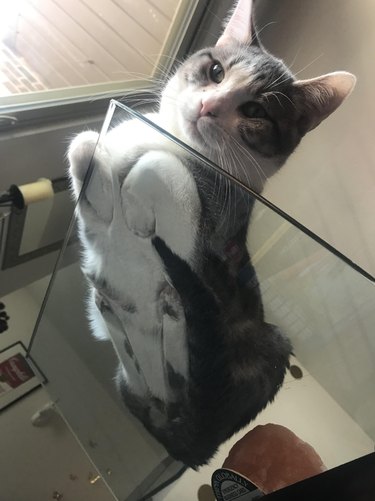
[263,452,375,501]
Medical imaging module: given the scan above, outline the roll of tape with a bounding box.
[18,178,54,205]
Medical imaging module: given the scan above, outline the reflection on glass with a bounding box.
[29,101,375,499]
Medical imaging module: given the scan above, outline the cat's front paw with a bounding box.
[68,130,99,188]
[122,184,155,238]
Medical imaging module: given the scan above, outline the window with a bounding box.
[0,0,202,111]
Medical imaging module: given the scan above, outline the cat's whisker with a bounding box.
[205,5,225,26]
[263,67,292,90]
[229,135,267,189]
[226,141,253,194]
[285,46,303,73]
[115,72,167,88]
[212,141,229,218]
[268,91,283,109]
[269,53,324,89]
[224,146,239,223]
[265,91,296,110]
[84,81,163,107]
[198,5,234,41]
[292,53,325,78]
[252,21,278,42]
[138,53,175,77]
[147,52,186,67]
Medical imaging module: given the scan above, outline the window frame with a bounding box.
[0,0,214,133]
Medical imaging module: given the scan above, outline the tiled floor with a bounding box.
[153,358,374,500]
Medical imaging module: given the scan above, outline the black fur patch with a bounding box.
[151,396,165,413]
[167,363,186,391]
[94,290,112,314]
[163,302,179,319]
[122,302,137,313]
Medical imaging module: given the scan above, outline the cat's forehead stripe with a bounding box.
[224,59,266,92]
[199,50,213,61]
[227,56,246,69]
[224,67,255,91]
[223,50,293,91]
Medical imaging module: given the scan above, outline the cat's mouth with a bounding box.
[184,115,223,150]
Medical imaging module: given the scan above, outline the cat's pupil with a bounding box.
[209,62,224,83]
[240,102,268,119]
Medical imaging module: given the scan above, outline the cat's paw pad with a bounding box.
[123,187,155,237]
[68,130,99,182]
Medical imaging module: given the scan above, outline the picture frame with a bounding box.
[0,341,41,411]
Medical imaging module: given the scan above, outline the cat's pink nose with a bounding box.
[200,98,218,117]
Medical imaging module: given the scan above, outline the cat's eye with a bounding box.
[240,102,268,120]
[209,62,225,83]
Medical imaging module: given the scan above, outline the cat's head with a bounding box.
[160,0,356,191]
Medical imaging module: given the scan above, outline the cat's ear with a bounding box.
[216,0,258,47]
[293,71,356,135]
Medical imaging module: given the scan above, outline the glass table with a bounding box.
[28,100,375,500]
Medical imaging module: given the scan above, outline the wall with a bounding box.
[248,0,375,441]
[0,279,114,501]
[0,387,115,501]
[257,0,375,276]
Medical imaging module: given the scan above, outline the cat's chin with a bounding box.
[182,116,224,154]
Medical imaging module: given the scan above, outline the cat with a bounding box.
[68,0,355,468]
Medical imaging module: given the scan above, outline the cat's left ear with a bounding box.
[293,71,356,135]
[216,0,259,47]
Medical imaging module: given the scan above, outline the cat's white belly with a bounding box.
[88,248,174,400]
[71,119,201,401]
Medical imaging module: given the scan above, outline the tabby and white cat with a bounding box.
[68,0,355,468]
